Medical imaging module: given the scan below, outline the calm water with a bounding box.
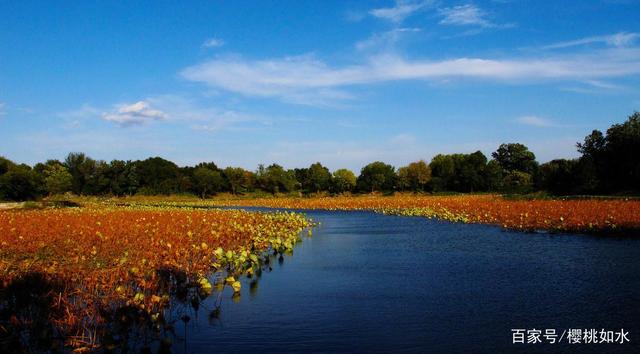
[174,209,639,353]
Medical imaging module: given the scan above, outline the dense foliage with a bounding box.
[0,206,311,352]
[1,112,639,200]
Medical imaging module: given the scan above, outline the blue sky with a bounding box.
[1,0,639,171]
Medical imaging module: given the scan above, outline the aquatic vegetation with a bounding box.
[0,206,311,352]
[206,194,640,234]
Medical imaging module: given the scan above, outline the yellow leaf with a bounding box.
[232,281,241,293]
[133,292,145,303]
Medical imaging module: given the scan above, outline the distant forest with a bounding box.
[1,112,639,201]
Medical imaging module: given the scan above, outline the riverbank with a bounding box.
[204,194,640,235]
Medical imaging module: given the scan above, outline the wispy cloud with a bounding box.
[202,38,225,48]
[542,31,639,50]
[189,113,256,132]
[560,80,632,95]
[59,104,100,119]
[181,54,359,105]
[582,79,625,90]
[0,103,6,116]
[57,104,101,129]
[64,95,269,131]
[515,115,557,127]
[146,94,267,132]
[439,4,493,27]
[181,48,640,104]
[369,0,433,23]
[102,101,168,126]
[355,27,421,51]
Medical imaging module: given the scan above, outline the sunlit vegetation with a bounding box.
[0,206,311,352]
[207,195,640,234]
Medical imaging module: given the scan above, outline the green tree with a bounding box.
[458,151,487,192]
[83,160,111,195]
[293,168,309,191]
[193,167,225,198]
[430,152,489,192]
[43,163,72,195]
[397,160,431,191]
[429,154,456,192]
[306,162,332,193]
[332,169,356,193]
[502,170,533,194]
[103,160,136,196]
[134,157,181,195]
[0,166,41,201]
[123,162,140,195]
[64,152,95,194]
[576,130,606,193]
[357,161,396,192]
[538,159,576,195]
[194,162,219,171]
[483,160,504,192]
[574,112,640,193]
[223,167,251,195]
[491,143,538,194]
[257,164,297,194]
[492,143,538,175]
[0,156,17,176]
[577,130,606,160]
[596,112,640,192]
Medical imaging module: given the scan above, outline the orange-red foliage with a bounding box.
[0,207,310,349]
[210,195,640,233]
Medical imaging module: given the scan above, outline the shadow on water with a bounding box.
[0,272,66,352]
[0,252,286,353]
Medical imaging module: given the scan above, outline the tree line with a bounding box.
[1,112,639,201]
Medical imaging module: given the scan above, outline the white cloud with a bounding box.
[355,27,421,51]
[146,94,271,132]
[202,38,225,48]
[542,32,639,50]
[560,79,631,94]
[181,48,640,104]
[516,115,556,127]
[369,0,432,23]
[66,95,267,131]
[438,4,494,27]
[181,54,359,105]
[583,79,623,90]
[102,101,168,126]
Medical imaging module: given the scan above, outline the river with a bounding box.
[174,208,639,353]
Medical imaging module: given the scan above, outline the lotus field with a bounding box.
[208,195,640,234]
[1,194,638,351]
[0,206,311,352]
